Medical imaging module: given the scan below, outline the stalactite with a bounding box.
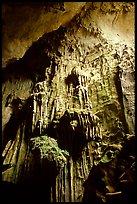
[82,150,89,181]
[62,168,65,202]
[21,59,103,202]
[69,157,74,202]
[2,140,12,160]
[55,174,58,201]
[60,168,63,201]
[87,143,93,168]
[50,100,55,122]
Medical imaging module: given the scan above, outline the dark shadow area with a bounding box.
[114,66,129,134]
[2,96,33,153]
[2,164,13,172]
[115,135,136,204]
[1,180,51,202]
[65,68,79,88]
[2,59,31,83]
[83,135,136,204]
[2,50,51,85]
[19,25,66,78]
[2,140,59,202]
[83,165,106,204]
[2,25,66,85]
[46,110,91,160]
[2,181,18,201]
[15,154,58,202]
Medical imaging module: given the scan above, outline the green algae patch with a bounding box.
[30,135,69,169]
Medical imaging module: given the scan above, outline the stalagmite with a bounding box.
[50,102,55,121]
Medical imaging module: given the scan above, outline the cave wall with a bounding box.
[2,2,135,203]
[2,2,86,68]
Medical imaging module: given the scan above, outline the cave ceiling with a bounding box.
[2,2,135,68]
[2,2,86,68]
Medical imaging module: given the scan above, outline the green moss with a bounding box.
[93,132,135,166]
[30,135,69,169]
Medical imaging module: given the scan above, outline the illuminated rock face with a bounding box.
[2,2,135,203]
[2,2,86,68]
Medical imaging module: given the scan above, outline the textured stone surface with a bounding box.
[2,2,135,203]
[2,2,134,68]
[2,2,86,68]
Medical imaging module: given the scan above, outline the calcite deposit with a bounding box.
[2,2,135,203]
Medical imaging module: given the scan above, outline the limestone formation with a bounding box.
[2,2,135,203]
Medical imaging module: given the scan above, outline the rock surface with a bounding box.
[2,2,86,68]
[2,2,135,203]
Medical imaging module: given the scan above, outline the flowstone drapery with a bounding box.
[29,68,102,201]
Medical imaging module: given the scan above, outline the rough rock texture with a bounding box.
[2,2,86,68]
[2,2,135,203]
